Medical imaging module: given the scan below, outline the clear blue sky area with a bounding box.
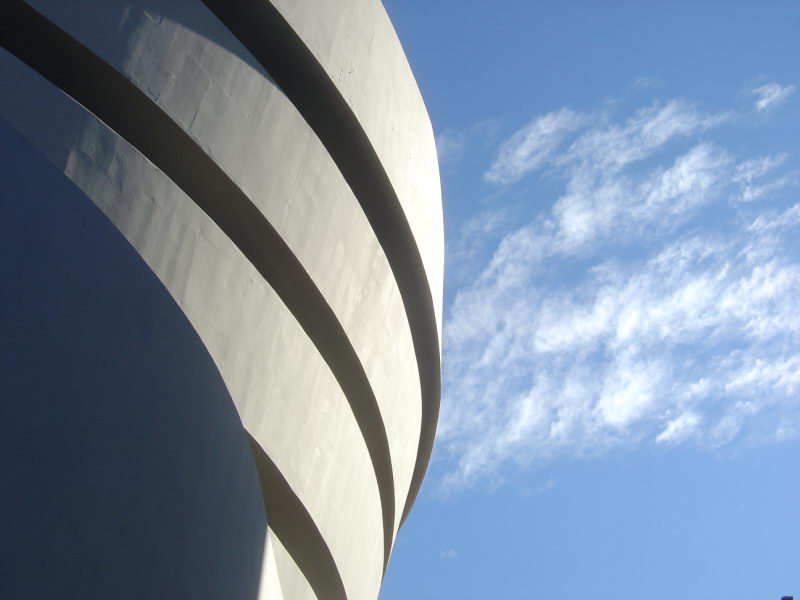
[380,2,799,599]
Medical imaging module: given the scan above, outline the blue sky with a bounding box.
[380,2,799,599]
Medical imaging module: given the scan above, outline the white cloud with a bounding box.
[520,478,558,497]
[632,77,663,91]
[748,203,800,232]
[436,120,501,170]
[725,355,800,396]
[485,108,590,184]
[598,358,664,429]
[443,221,800,488]
[439,549,458,560]
[440,93,800,491]
[484,100,729,187]
[734,154,798,202]
[551,142,730,251]
[752,82,796,112]
[736,154,787,183]
[435,129,466,167]
[448,208,513,284]
[558,100,728,177]
[540,478,557,492]
[656,411,701,445]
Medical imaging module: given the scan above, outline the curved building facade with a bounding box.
[0,2,443,599]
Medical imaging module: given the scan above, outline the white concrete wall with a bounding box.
[2,54,380,600]
[272,0,444,340]
[24,0,423,538]
[3,1,442,598]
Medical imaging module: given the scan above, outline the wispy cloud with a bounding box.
[436,120,500,170]
[556,100,728,177]
[441,93,800,491]
[436,129,467,167]
[631,76,664,91]
[734,154,798,202]
[752,82,796,112]
[484,100,729,187]
[523,478,557,497]
[484,108,590,185]
[448,208,513,285]
[439,549,459,560]
[656,411,702,445]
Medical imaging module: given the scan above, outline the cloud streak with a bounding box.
[439,549,458,560]
[436,129,467,167]
[752,82,796,112]
[484,100,729,187]
[440,95,800,491]
[484,108,590,185]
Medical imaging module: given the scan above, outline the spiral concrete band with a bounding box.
[0,2,443,599]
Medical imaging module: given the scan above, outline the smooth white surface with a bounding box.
[23,0,423,542]
[273,0,444,341]
[5,1,443,597]
[2,54,381,600]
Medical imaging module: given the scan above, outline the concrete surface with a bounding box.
[1,2,442,598]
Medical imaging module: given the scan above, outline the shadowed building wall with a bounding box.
[0,2,443,599]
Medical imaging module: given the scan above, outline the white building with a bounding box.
[0,1,443,598]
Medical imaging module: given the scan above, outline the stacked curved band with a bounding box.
[0,2,442,599]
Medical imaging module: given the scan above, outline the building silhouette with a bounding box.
[0,1,442,598]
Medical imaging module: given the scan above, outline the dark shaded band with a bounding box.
[248,434,347,600]
[1,0,394,572]
[200,0,442,529]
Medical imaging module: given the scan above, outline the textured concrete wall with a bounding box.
[1,2,442,599]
